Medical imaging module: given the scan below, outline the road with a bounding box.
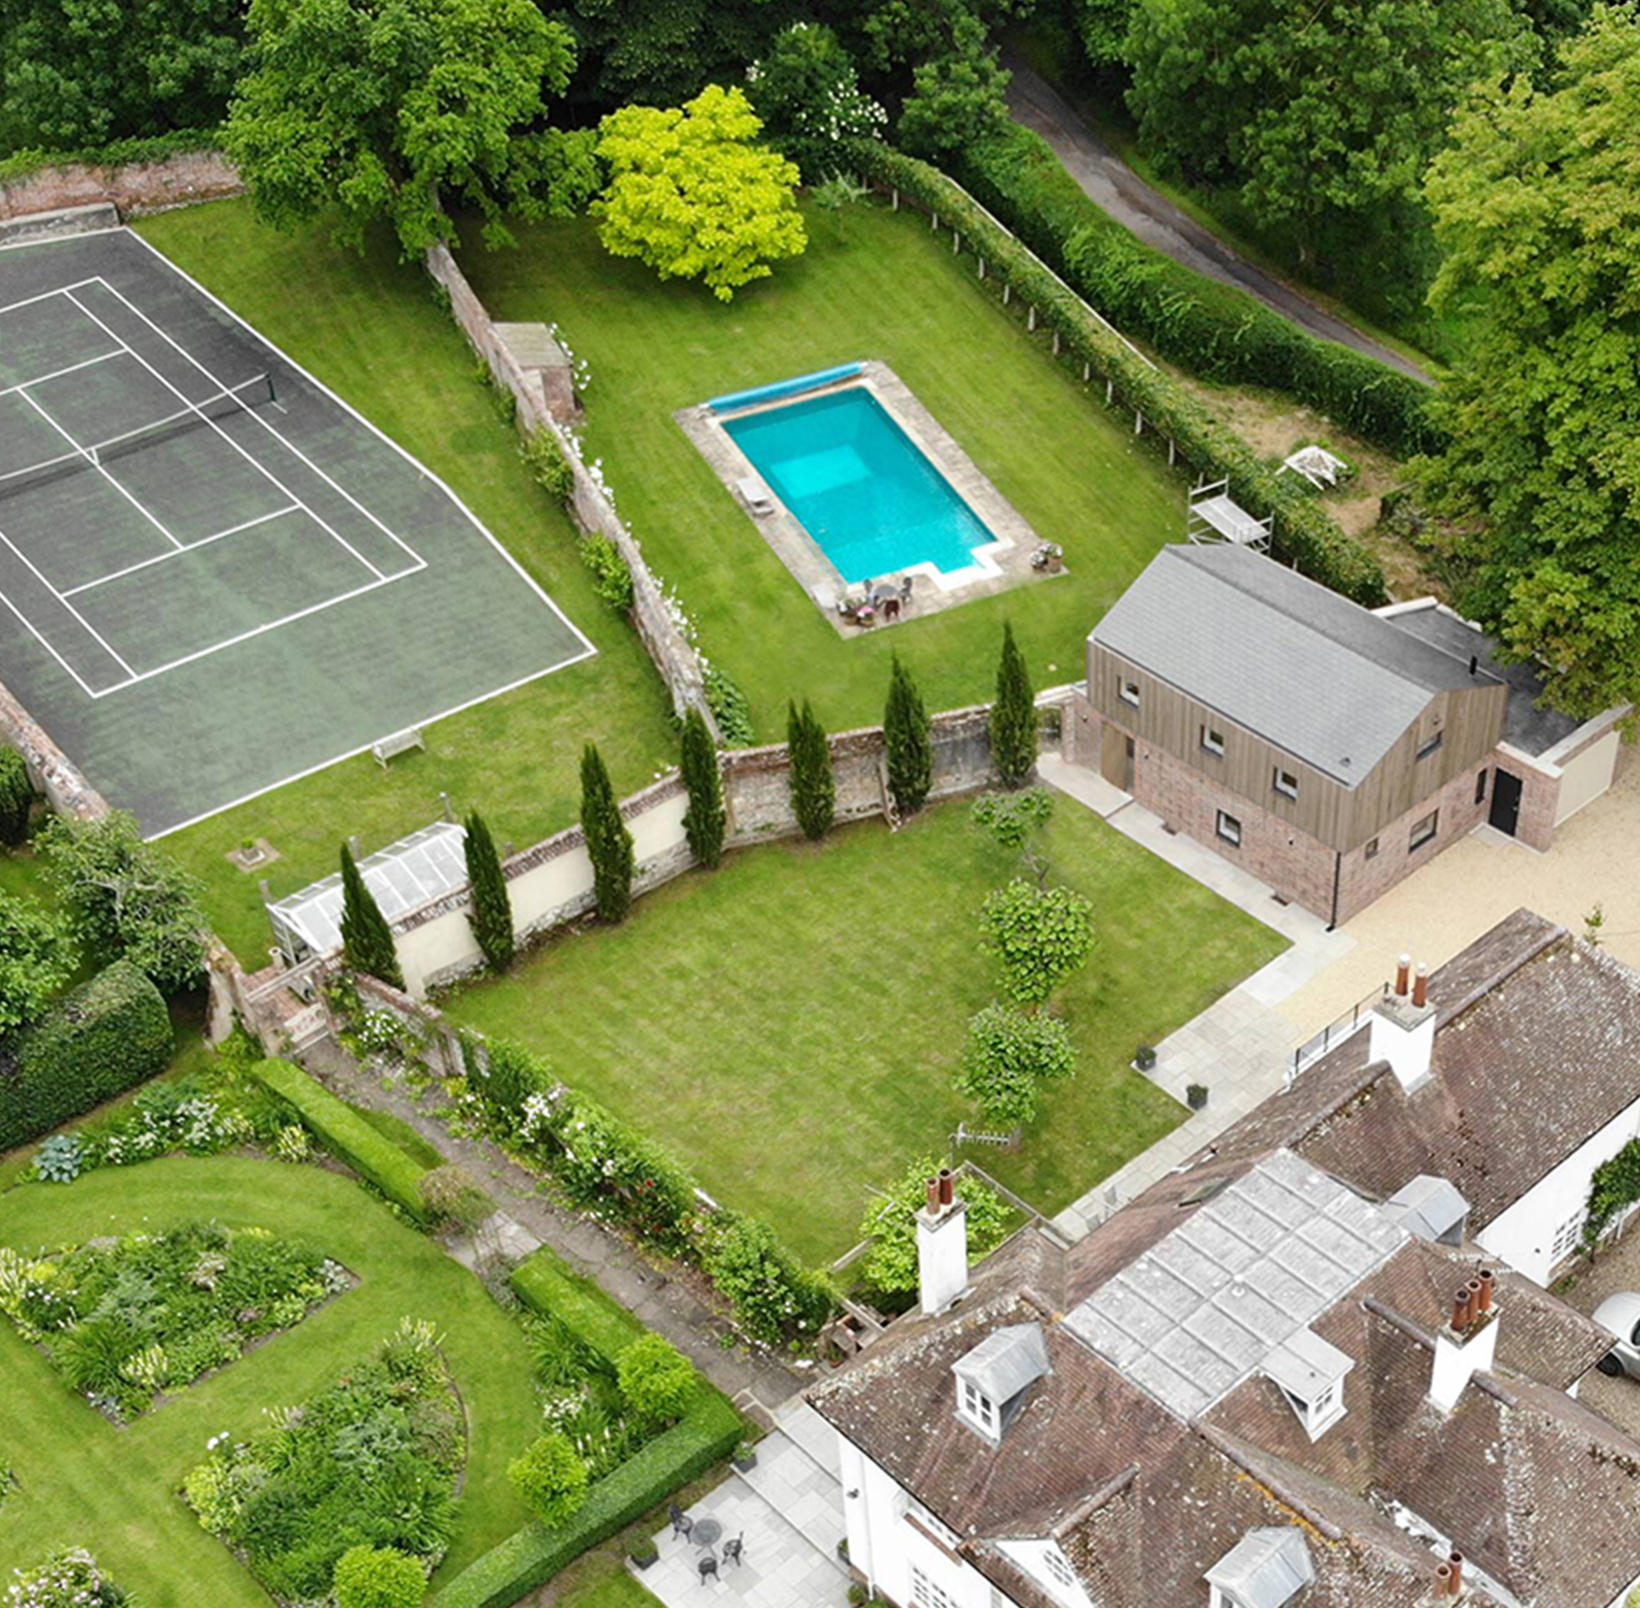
[1004,63,1431,384]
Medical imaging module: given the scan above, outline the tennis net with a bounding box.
[0,373,277,505]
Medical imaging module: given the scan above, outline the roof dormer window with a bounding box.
[952,1322,1050,1443]
[958,1378,996,1436]
[1263,1327,1352,1441]
[1207,1527,1313,1608]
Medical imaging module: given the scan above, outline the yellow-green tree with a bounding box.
[592,83,807,302]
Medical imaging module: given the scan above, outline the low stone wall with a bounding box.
[0,670,108,821]
[424,243,714,728]
[0,149,242,221]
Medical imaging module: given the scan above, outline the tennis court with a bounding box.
[0,228,593,833]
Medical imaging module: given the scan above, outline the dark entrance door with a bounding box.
[1489,768,1523,836]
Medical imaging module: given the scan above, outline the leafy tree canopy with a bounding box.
[957,1002,1075,1128]
[0,892,75,1038]
[898,9,1013,159]
[981,880,1095,1007]
[224,0,595,257]
[1420,4,1640,716]
[858,1155,1012,1295]
[508,1431,589,1526]
[745,22,886,180]
[594,84,807,301]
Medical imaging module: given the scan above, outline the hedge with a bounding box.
[0,959,172,1152]
[249,1058,431,1220]
[429,1247,743,1608]
[945,125,1442,460]
[849,140,1390,608]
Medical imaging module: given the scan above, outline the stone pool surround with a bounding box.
[674,359,1062,635]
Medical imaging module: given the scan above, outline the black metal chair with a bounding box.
[698,1554,719,1586]
[722,1534,745,1568]
[670,1504,693,1541]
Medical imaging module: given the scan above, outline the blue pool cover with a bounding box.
[723,386,993,584]
[707,363,864,414]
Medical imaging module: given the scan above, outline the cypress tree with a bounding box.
[680,706,727,868]
[463,810,515,972]
[883,653,934,817]
[0,747,33,845]
[787,699,836,842]
[580,744,635,922]
[990,622,1038,788]
[338,842,403,990]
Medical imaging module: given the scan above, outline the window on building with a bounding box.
[1364,837,1380,860]
[1044,1549,1079,1592]
[910,1503,960,1550]
[1118,678,1140,707]
[959,1379,996,1434]
[1417,730,1444,761]
[1551,1210,1586,1266]
[911,1566,961,1608]
[1201,725,1226,757]
[1410,811,1439,852]
[1274,767,1299,800]
[1216,810,1242,846]
[1475,769,1489,805]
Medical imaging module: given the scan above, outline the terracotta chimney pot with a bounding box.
[1476,1270,1495,1313]
[1449,1552,1464,1594]
[1413,963,1430,1009]
[926,1177,941,1215]
[1453,1288,1473,1333]
[1396,954,1411,997]
[1435,1562,1454,1597]
[937,1169,954,1207]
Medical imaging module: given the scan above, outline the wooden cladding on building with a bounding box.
[1086,642,1507,853]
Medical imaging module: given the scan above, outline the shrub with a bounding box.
[334,1544,428,1608]
[617,1333,699,1423]
[957,1004,1075,1128]
[787,699,835,841]
[463,811,515,973]
[519,426,576,503]
[0,747,34,844]
[4,1548,129,1607]
[509,1431,590,1526]
[980,881,1095,1007]
[581,534,635,611]
[0,960,172,1153]
[858,1156,1013,1296]
[418,1164,493,1229]
[339,842,404,989]
[0,891,76,1036]
[704,664,755,746]
[699,1212,835,1344]
[883,654,933,816]
[33,1134,85,1183]
[580,744,635,923]
[990,624,1037,788]
[679,705,726,869]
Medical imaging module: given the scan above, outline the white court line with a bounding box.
[16,388,185,552]
[0,277,103,319]
[64,289,396,586]
[90,278,426,575]
[0,346,123,399]
[0,522,100,698]
[61,505,303,597]
[0,526,134,678]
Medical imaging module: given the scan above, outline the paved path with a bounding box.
[1038,756,1355,1239]
[305,1041,806,1425]
[1004,62,1430,384]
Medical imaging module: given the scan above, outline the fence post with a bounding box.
[931,211,939,232]
[1106,379,1114,404]
[1082,362,1091,382]
[1134,411,1144,435]
[1052,330,1061,356]
[952,229,960,255]
[1168,439,1177,466]
[891,188,899,211]
[1003,282,1011,306]
[1027,304,1037,332]
[978,257,986,280]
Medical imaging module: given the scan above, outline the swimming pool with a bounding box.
[721,386,998,585]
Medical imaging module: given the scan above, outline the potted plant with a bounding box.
[837,1538,850,1562]
[1187,1083,1208,1111]
[629,1536,659,1572]
[1134,1045,1157,1073]
[733,1437,759,1472]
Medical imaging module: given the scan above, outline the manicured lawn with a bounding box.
[444,798,1286,1262]
[460,202,1183,742]
[0,1157,540,1606]
[555,1552,664,1607]
[132,203,679,965]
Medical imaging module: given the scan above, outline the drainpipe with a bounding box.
[1328,850,1342,931]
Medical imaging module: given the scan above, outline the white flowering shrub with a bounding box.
[5,1548,129,1607]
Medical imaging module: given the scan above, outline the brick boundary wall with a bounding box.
[423,243,716,732]
[0,150,242,222]
[0,670,111,822]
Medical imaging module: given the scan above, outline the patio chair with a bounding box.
[722,1534,745,1568]
[698,1555,720,1585]
[670,1504,693,1540]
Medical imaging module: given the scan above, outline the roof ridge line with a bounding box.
[1191,1421,1346,1542]
[1049,1463,1141,1540]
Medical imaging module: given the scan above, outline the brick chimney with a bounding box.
[1430,1272,1499,1412]
[1370,955,1436,1092]
[918,1169,969,1316]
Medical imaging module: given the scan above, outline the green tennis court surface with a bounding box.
[0,228,592,834]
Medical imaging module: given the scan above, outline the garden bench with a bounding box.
[371,727,425,767]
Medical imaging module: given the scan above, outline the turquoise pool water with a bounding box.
[722,387,993,584]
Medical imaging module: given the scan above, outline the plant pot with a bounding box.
[629,1544,659,1572]
[1186,1084,1208,1111]
[1134,1046,1157,1073]
[734,1453,758,1472]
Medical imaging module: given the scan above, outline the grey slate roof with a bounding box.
[1205,1527,1314,1608]
[1063,1150,1406,1418]
[954,1323,1050,1407]
[1091,544,1495,783]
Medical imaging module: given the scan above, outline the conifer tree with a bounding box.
[787,699,835,841]
[679,706,727,868]
[883,653,933,817]
[463,810,515,972]
[338,842,403,989]
[990,623,1038,788]
[580,744,635,922]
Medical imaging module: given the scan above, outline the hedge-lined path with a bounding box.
[0,1157,540,1606]
[304,1040,806,1426]
[1004,60,1431,383]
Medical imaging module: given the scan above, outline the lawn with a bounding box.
[459,200,1183,743]
[443,796,1287,1262]
[130,203,679,965]
[0,1157,540,1606]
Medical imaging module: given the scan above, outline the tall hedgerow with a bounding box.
[990,623,1037,788]
[679,705,726,868]
[787,699,835,841]
[338,843,403,990]
[580,744,634,922]
[0,747,33,845]
[883,654,933,816]
[463,810,514,972]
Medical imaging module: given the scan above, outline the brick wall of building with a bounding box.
[1509,759,1559,854]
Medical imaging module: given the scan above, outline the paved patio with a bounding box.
[633,1402,850,1608]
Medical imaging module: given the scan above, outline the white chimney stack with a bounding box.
[1369,956,1436,1092]
[1430,1271,1499,1412]
[918,1169,969,1316]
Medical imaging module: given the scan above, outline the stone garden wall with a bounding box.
[0,150,242,221]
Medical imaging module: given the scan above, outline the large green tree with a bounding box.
[1125,0,1532,261]
[580,743,635,922]
[0,892,75,1038]
[463,810,514,972]
[898,9,1013,159]
[786,700,836,841]
[593,84,807,302]
[745,22,886,180]
[989,623,1038,787]
[0,0,242,149]
[338,843,404,989]
[883,654,934,817]
[679,705,727,868]
[1420,6,1640,716]
[224,0,596,257]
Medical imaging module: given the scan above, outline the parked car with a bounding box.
[1592,1292,1640,1376]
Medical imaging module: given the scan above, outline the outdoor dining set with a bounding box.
[837,573,915,626]
[670,1504,747,1586]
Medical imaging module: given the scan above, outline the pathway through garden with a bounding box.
[304,1040,807,1426]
